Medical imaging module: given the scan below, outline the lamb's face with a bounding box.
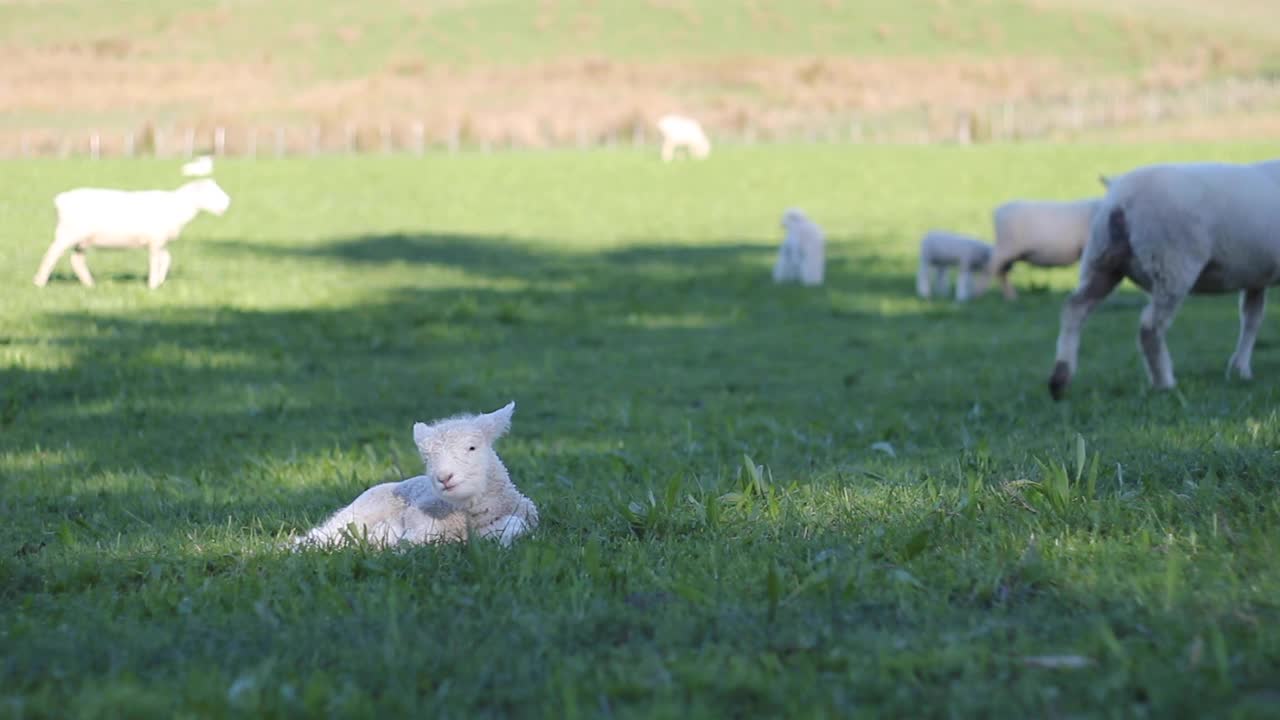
[415,426,495,502]
[412,402,515,505]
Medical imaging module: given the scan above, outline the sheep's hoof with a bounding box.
[1048,362,1071,401]
[1226,356,1253,381]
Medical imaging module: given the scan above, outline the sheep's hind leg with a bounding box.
[1138,290,1189,390]
[68,249,95,287]
[956,266,974,302]
[1227,287,1265,380]
[1049,268,1123,400]
[33,232,76,287]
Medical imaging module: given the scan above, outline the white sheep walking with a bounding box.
[772,208,825,286]
[989,198,1101,300]
[294,402,539,549]
[1049,159,1280,399]
[916,230,993,302]
[32,179,231,289]
[656,114,711,162]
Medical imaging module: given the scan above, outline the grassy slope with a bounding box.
[2,144,1280,717]
[0,0,1170,66]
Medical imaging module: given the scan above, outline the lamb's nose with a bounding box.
[439,472,455,487]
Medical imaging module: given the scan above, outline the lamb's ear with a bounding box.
[479,401,515,441]
[1098,174,1111,189]
[412,422,431,446]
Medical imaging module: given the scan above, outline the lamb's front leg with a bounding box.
[1227,287,1266,380]
[932,265,949,299]
[486,515,530,548]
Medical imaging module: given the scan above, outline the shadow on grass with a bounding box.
[4,230,1277,542]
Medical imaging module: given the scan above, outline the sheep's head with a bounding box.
[412,402,515,505]
[781,208,809,230]
[182,179,231,217]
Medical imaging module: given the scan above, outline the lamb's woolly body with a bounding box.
[296,402,538,549]
[772,209,825,286]
[656,114,711,162]
[989,198,1100,299]
[296,470,537,548]
[1049,159,1280,398]
[32,179,231,289]
[916,230,993,301]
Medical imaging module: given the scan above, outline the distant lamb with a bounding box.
[772,208,825,286]
[989,198,1101,300]
[294,402,538,549]
[32,179,231,289]
[916,230,993,302]
[656,114,711,162]
[181,155,213,177]
[1049,159,1280,399]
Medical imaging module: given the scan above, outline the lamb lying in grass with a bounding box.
[1049,159,1280,399]
[294,402,538,549]
[32,179,231,289]
[989,198,1101,300]
[772,208,825,286]
[916,230,992,302]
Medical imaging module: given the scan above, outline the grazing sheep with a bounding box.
[181,155,213,177]
[32,179,230,289]
[916,230,993,302]
[772,208,825,286]
[656,114,711,162]
[1048,159,1280,399]
[989,198,1101,300]
[295,402,538,549]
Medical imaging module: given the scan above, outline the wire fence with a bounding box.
[5,75,1280,159]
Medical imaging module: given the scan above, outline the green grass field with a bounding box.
[3,144,1280,717]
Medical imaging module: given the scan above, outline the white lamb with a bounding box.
[772,208,825,286]
[656,114,711,162]
[181,155,214,177]
[32,179,231,290]
[1049,159,1280,400]
[916,230,993,302]
[294,402,538,549]
[988,198,1101,300]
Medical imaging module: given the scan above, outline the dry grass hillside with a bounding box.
[2,0,1277,153]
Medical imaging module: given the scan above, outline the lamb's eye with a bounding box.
[468,446,476,452]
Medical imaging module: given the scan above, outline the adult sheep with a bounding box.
[1048,159,1280,400]
[989,198,1101,300]
[656,114,711,162]
[32,178,230,289]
